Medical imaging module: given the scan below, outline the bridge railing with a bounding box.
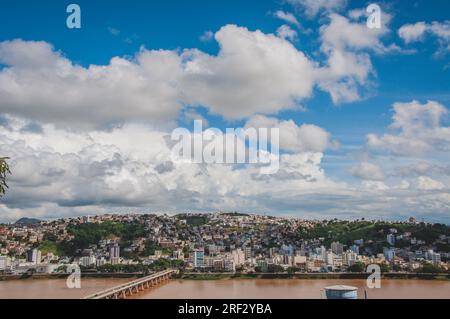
[83,269,176,299]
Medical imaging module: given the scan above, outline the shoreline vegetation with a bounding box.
[176,272,450,281]
[1,272,449,282]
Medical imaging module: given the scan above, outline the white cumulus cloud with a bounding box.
[276,25,298,41]
[367,100,450,156]
[245,115,338,153]
[286,0,347,18]
[399,20,450,55]
[350,162,385,181]
[274,10,300,27]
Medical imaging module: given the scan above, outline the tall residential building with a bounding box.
[0,256,9,271]
[80,255,96,267]
[268,247,275,258]
[244,246,252,260]
[387,234,396,246]
[286,245,294,257]
[343,250,357,266]
[427,250,441,265]
[326,251,334,266]
[109,243,120,264]
[193,249,204,268]
[350,245,360,255]
[231,249,245,266]
[27,248,41,264]
[318,246,327,261]
[431,253,441,265]
[331,242,344,255]
[383,247,396,261]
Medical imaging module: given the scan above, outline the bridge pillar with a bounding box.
[84,270,176,299]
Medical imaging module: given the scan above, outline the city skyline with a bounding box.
[1,212,448,279]
[1,0,450,223]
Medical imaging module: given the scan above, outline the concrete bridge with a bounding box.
[83,269,177,299]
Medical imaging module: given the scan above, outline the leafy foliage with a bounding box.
[0,157,11,197]
[95,258,183,273]
[57,221,146,256]
[419,263,447,274]
[348,262,366,272]
[297,220,450,247]
[176,214,209,226]
[141,240,163,256]
[39,240,63,256]
[15,217,41,225]
[220,212,250,217]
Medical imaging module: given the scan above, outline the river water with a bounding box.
[0,278,449,299]
[0,278,130,299]
[133,279,450,299]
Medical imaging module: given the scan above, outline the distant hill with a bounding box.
[220,212,250,217]
[15,217,41,225]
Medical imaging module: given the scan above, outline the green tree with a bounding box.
[0,157,11,197]
[141,240,162,256]
[267,264,284,273]
[420,263,445,274]
[379,263,391,273]
[348,262,365,272]
[392,264,402,272]
[287,267,300,274]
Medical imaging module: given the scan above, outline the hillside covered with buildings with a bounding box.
[1,213,449,276]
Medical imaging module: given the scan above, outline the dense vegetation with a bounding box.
[0,157,10,197]
[254,264,285,273]
[39,240,61,256]
[15,217,41,225]
[297,220,450,248]
[54,221,146,256]
[347,262,390,273]
[420,263,447,273]
[219,212,250,217]
[176,214,209,226]
[90,259,184,273]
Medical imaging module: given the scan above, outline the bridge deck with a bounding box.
[83,269,176,299]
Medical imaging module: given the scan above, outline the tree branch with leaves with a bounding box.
[0,157,11,197]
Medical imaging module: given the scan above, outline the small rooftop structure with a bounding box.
[324,285,358,299]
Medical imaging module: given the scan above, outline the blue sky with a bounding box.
[0,0,449,223]
[3,0,449,141]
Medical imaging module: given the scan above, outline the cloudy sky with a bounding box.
[0,0,449,223]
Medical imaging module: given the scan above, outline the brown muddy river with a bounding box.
[0,278,449,299]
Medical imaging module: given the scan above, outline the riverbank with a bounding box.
[1,271,449,282]
[176,272,450,281]
[0,272,138,281]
